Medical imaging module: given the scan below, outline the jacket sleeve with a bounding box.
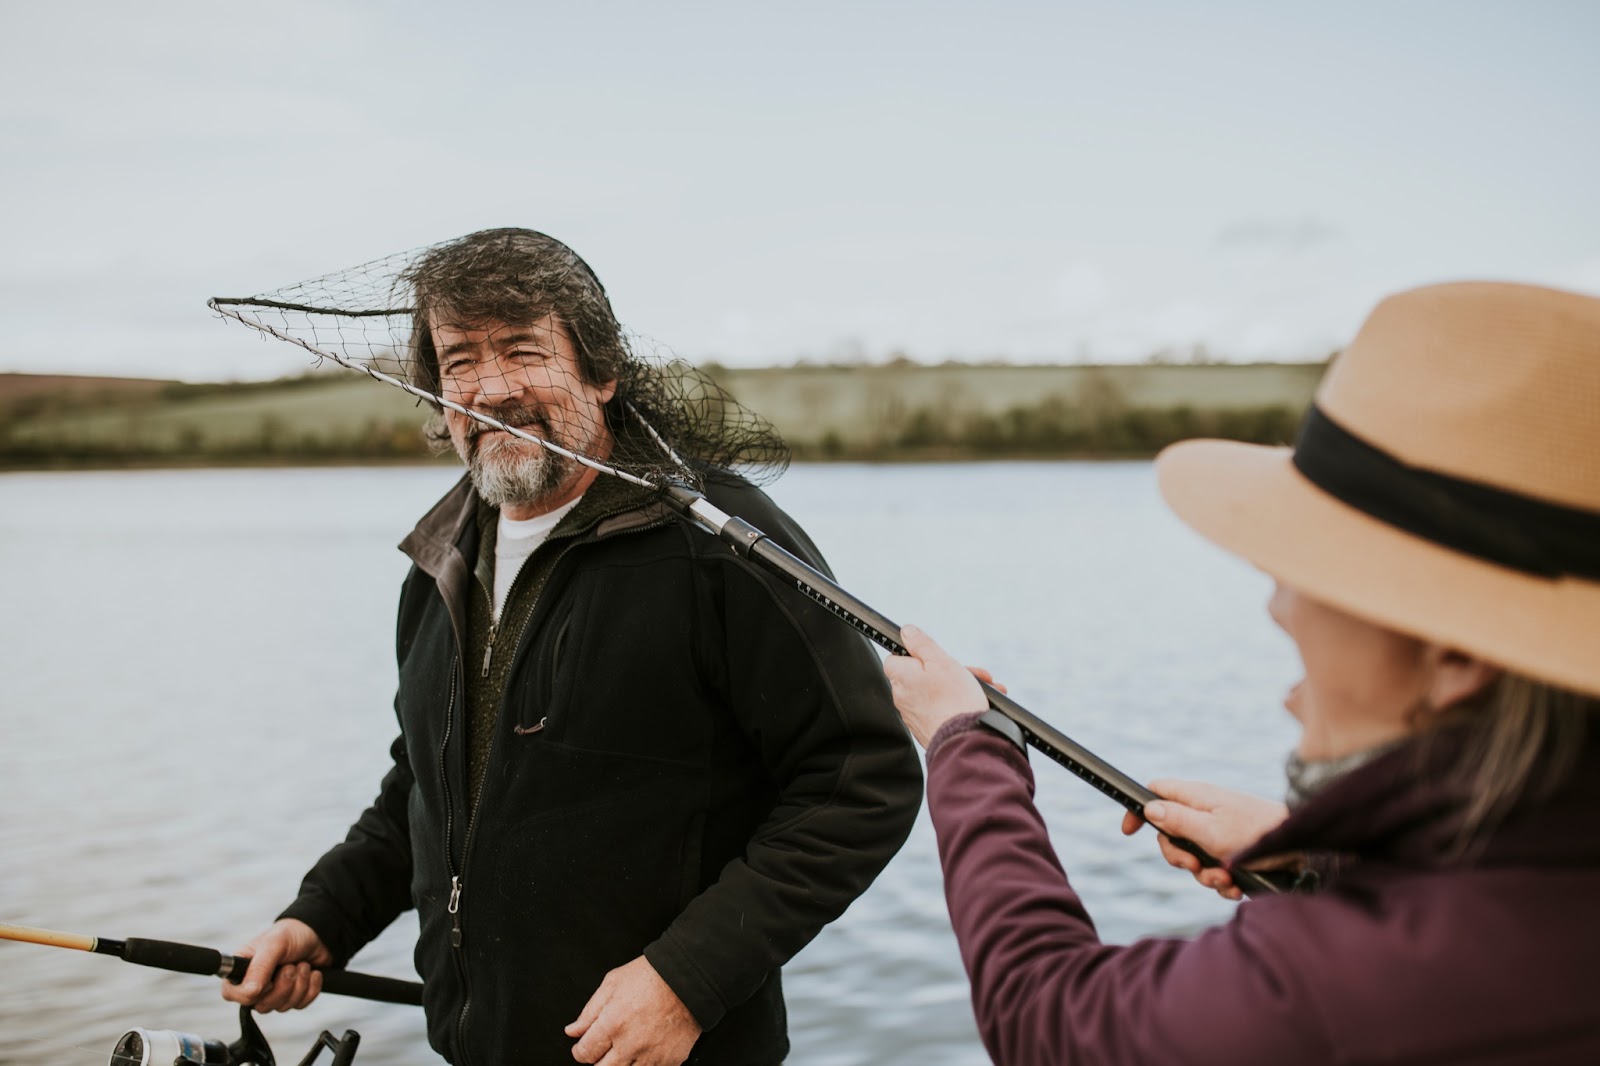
[277,731,416,967]
[925,716,1333,1066]
[643,489,924,1030]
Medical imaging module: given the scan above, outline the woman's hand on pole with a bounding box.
[885,625,992,748]
[1121,780,1290,901]
[223,918,334,1013]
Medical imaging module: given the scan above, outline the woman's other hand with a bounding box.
[885,625,991,747]
[1121,780,1289,901]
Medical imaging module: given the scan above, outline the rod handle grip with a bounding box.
[318,969,425,1006]
[123,937,225,976]
[218,952,425,1006]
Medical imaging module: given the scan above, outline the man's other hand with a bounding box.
[566,955,702,1065]
[221,918,334,1012]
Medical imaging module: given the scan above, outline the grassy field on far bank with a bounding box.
[0,372,437,467]
[0,361,1324,469]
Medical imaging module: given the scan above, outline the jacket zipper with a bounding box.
[446,503,675,1063]
[477,501,666,729]
[434,657,476,1066]
[436,655,460,925]
[447,875,462,944]
[452,679,504,1061]
[480,622,497,678]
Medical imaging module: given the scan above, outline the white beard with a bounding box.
[461,429,572,508]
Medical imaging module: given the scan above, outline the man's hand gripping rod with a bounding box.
[0,923,423,1006]
[662,484,1289,899]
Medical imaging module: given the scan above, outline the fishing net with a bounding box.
[210,228,789,494]
[206,233,1286,887]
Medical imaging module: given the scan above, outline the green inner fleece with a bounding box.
[463,474,656,808]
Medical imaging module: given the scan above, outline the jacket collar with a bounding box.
[1236,723,1600,874]
[398,469,674,655]
[398,470,675,581]
[400,474,478,581]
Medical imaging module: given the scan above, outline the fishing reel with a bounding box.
[109,1005,359,1066]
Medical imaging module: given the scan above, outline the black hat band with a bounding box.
[1292,405,1600,581]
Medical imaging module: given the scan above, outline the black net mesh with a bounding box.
[210,228,789,496]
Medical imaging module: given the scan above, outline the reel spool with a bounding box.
[107,1006,360,1066]
[110,1028,230,1065]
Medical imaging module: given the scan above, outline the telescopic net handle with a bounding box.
[976,687,1292,897]
[119,937,424,1006]
[669,488,1287,898]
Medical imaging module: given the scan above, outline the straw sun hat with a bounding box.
[1157,282,1600,698]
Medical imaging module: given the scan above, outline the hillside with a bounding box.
[0,361,1323,468]
[713,361,1321,458]
[0,373,435,466]
[0,372,180,409]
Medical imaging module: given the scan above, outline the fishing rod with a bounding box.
[0,923,423,1006]
[208,295,1291,900]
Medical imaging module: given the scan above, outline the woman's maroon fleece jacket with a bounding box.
[925,714,1600,1065]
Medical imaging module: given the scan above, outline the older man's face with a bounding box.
[433,313,616,512]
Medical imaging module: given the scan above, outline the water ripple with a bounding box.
[1,464,1297,1065]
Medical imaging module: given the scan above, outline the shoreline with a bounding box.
[0,451,1164,474]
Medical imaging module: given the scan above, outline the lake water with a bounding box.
[0,463,1299,1065]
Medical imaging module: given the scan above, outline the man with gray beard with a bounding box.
[223,229,922,1066]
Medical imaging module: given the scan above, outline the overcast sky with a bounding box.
[3,1,1597,381]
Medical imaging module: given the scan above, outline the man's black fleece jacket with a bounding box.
[279,471,924,1065]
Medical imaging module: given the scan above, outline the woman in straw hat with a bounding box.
[885,282,1600,1065]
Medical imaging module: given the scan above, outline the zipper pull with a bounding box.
[448,875,463,947]
[481,623,497,679]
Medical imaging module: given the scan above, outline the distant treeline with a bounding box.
[715,361,1319,461]
[797,401,1303,461]
[0,419,438,469]
[0,362,1321,469]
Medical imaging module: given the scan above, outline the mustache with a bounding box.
[465,404,554,443]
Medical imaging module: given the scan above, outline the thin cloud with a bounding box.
[1214,216,1342,253]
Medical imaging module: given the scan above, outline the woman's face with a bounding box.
[1268,583,1434,762]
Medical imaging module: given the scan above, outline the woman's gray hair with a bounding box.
[1432,675,1594,852]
